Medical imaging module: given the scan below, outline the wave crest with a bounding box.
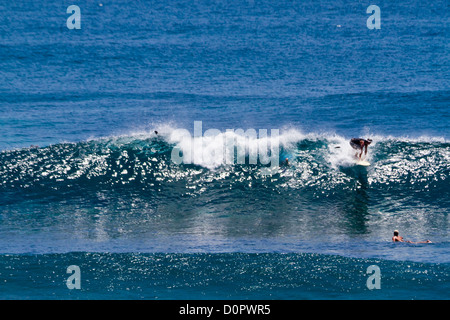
[0,129,448,201]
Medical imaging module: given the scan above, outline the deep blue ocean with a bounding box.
[0,0,448,300]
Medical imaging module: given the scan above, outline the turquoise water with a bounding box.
[0,0,448,299]
[1,252,448,300]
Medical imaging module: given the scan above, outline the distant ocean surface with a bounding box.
[0,0,448,299]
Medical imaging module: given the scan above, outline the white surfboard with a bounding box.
[356,160,370,166]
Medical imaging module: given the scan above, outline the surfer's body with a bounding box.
[392,230,404,242]
[350,138,372,160]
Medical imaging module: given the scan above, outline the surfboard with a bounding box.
[356,160,370,166]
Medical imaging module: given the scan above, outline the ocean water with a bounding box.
[0,0,449,300]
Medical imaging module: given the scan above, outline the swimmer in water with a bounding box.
[392,230,431,243]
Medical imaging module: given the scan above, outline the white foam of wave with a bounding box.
[168,125,284,170]
[84,122,448,174]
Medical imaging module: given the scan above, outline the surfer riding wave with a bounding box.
[350,138,372,160]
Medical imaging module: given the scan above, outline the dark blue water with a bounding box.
[0,0,448,299]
